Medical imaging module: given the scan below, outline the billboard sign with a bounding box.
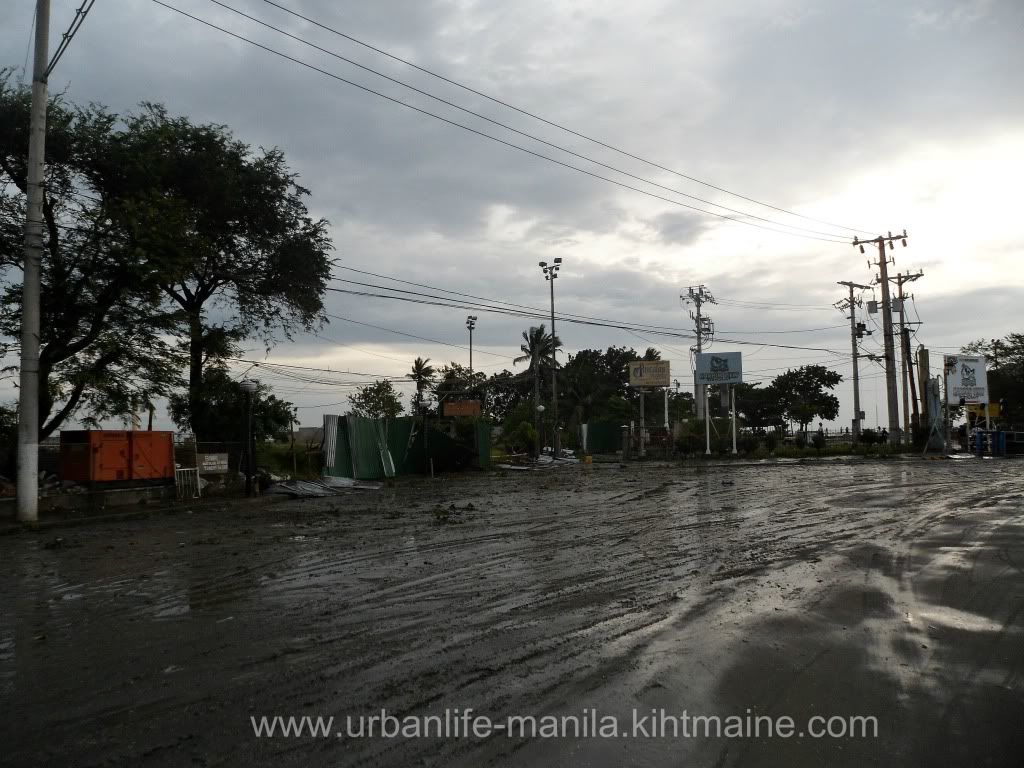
[442,399,482,417]
[628,360,670,388]
[695,352,743,385]
[944,355,988,404]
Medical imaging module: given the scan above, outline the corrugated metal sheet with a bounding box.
[322,414,490,478]
[475,422,492,469]
[322,414,339,469]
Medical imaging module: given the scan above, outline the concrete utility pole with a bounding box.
[836,280,872,439]
[16,0,51,523]
[890,271,923,445]
[853,232,908,445]
[682,285,715,421]
[539,258,561,457]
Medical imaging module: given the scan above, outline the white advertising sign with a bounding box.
[944,354,988,404]
[628,360,670,388]
[695,352,743,385]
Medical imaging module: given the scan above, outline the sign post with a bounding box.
[695,352,743,457]
[944,354,989,447]
[731,386,737,455]
[628,361,669,460]
[705,388,711,455]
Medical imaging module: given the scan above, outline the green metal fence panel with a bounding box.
[475,422,492,469]
[324,417,354,478]
[322,414,490,478]
[385,417,417,474]
[347,416,390,480]
[587,420,622,454]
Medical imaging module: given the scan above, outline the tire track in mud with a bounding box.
[3,460,1020,767]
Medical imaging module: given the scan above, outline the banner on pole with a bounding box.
[695,352,743,385]
[943,355,988,404]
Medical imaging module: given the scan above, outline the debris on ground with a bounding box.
[265,478,383,497]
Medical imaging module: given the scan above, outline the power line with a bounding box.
[325,284,850,355]
[256,0,873,238]
[336,265,844,338]
[21,5,37,83]
[152,1,849,243]
[326,312,517,360]
[204,0,850,242]
[715,324,846,334]
[46,0,96,77]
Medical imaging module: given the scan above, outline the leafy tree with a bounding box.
[0,74,332,440]
[734,382,785,429]
[348,380,403,419]
[770,365,842,432]
[561,348,607,423]
[408,356,436,413]
[668,389,695,422]
[487,369,528,423]
[106,105,332,435]
[0,73,184,438]
[168,366,295,441]
[432,362,487,412]
[559,345,659,424]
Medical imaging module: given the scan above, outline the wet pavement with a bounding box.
[2,459,1022,767]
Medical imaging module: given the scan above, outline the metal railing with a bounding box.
[174,468,201,500]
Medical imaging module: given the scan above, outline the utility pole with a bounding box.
[853,232,908,445]
[539,258,562,458]
[16,0,51,523]
[836,280,872,439]
[890,271,923,445]
[682,285,715,421]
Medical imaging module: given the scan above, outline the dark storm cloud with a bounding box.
[2,0,1022,426]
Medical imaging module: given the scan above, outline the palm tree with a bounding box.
[513,326,561,445]
[408,357,436,412]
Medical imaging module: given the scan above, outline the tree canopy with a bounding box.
[348,380,404,420]
[0,72,332,439]
[167,367,295,442]
[769,365,843,431]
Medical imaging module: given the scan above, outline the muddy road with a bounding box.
[2,459,1023,767]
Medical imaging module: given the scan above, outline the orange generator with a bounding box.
[59,430,176,484]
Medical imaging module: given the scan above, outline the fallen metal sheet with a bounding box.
[266,479,382,498]
[321,476,383,490]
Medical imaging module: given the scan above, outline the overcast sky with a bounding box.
[3,0,1023,430]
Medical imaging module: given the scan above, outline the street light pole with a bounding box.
[465,315,477,374]
[539,258,562,458]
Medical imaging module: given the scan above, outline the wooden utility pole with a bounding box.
[853,232,908,445]
[837,280,872,439]
[891,270,923,445]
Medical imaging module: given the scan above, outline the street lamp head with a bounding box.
[536,404,546,413]
[553,257,562,264]
[240,379,258,394]
[538,261,547,267]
